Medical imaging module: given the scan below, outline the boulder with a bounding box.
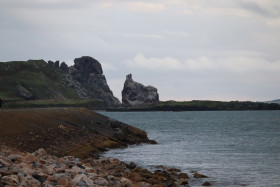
[71,56,120,106]
[203,181,212,186]
[193,171,208,178]
[122,74,159,105]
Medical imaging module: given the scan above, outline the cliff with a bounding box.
[122,74,159,105]
[0,57,120,107]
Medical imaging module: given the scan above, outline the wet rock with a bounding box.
[177,178,188,185]
[168,168,181,173]
[193,171,208,178]
[122,74,159,105]
[178,172,189,179]
[202,181,212,186]
[126,162,136,169]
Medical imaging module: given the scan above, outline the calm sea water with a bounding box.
[98,111,280,187]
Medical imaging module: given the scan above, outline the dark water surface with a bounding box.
[98,111,280,187]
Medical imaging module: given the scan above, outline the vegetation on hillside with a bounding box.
[0,60,79,100]
[108,100,280,111]
[2,99,103,109]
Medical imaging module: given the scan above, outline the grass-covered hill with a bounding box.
[0,60,78,100]
[0,59,105,108]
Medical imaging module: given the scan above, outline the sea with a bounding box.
[97,111,280,187]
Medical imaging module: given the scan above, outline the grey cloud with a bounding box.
[240,1,280,17]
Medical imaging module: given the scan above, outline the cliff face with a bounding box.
[122,74,159,105]
[0,57,120,106]
[71,56,120,106]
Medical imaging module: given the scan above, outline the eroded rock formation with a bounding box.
[122,74,159,105]
[70,56,120,106]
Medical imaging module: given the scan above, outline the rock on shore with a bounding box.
[122,74,159,105]
[0,148,191,187]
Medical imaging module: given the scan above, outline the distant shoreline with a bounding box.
[107,100,280,112]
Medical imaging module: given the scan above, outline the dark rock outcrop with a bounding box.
[122,74,159,105]
[71,56,120,106]
[16,85,34,100]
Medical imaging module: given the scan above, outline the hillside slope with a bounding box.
[0,56,120,106]
[0,60,79,100]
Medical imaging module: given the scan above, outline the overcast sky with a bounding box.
[1,0,280,101]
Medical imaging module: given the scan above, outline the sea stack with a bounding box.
[122,74,159,105]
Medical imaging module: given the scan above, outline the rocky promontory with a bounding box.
[0,108,155,158]
[0,108,207,186]
[122,74,159,105]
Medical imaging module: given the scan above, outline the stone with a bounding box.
[168,168,181,173]
[76,180,88,187]
[135,181,152,187]
[193,172,208,178]
[177,178,188,185]
[16,85,35,100]
[120,177,133,187]
[71,165,83,174]
[126,162,136,169]
[0,156,13,167]
[178,172,189,179]
[93,177,108,186]
[110,158,121,165]
[202,181,212,186]
[8,154,23,163]
[32,148,48,157]
[122,74,159,105]
[1,174,19,185]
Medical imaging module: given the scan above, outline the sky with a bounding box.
[0,0,280,102]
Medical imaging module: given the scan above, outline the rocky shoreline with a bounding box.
[0,108,155,158]
[0,108,211,186]
[0,148,194,186]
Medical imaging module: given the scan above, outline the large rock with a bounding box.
[16,85,34,100]
[122,74,159,105]
[70,56,120,106]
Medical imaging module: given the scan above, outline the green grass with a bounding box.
[0,59,80,100]
[2,99,104,109]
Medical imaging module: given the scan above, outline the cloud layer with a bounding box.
[0,0,279,101]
